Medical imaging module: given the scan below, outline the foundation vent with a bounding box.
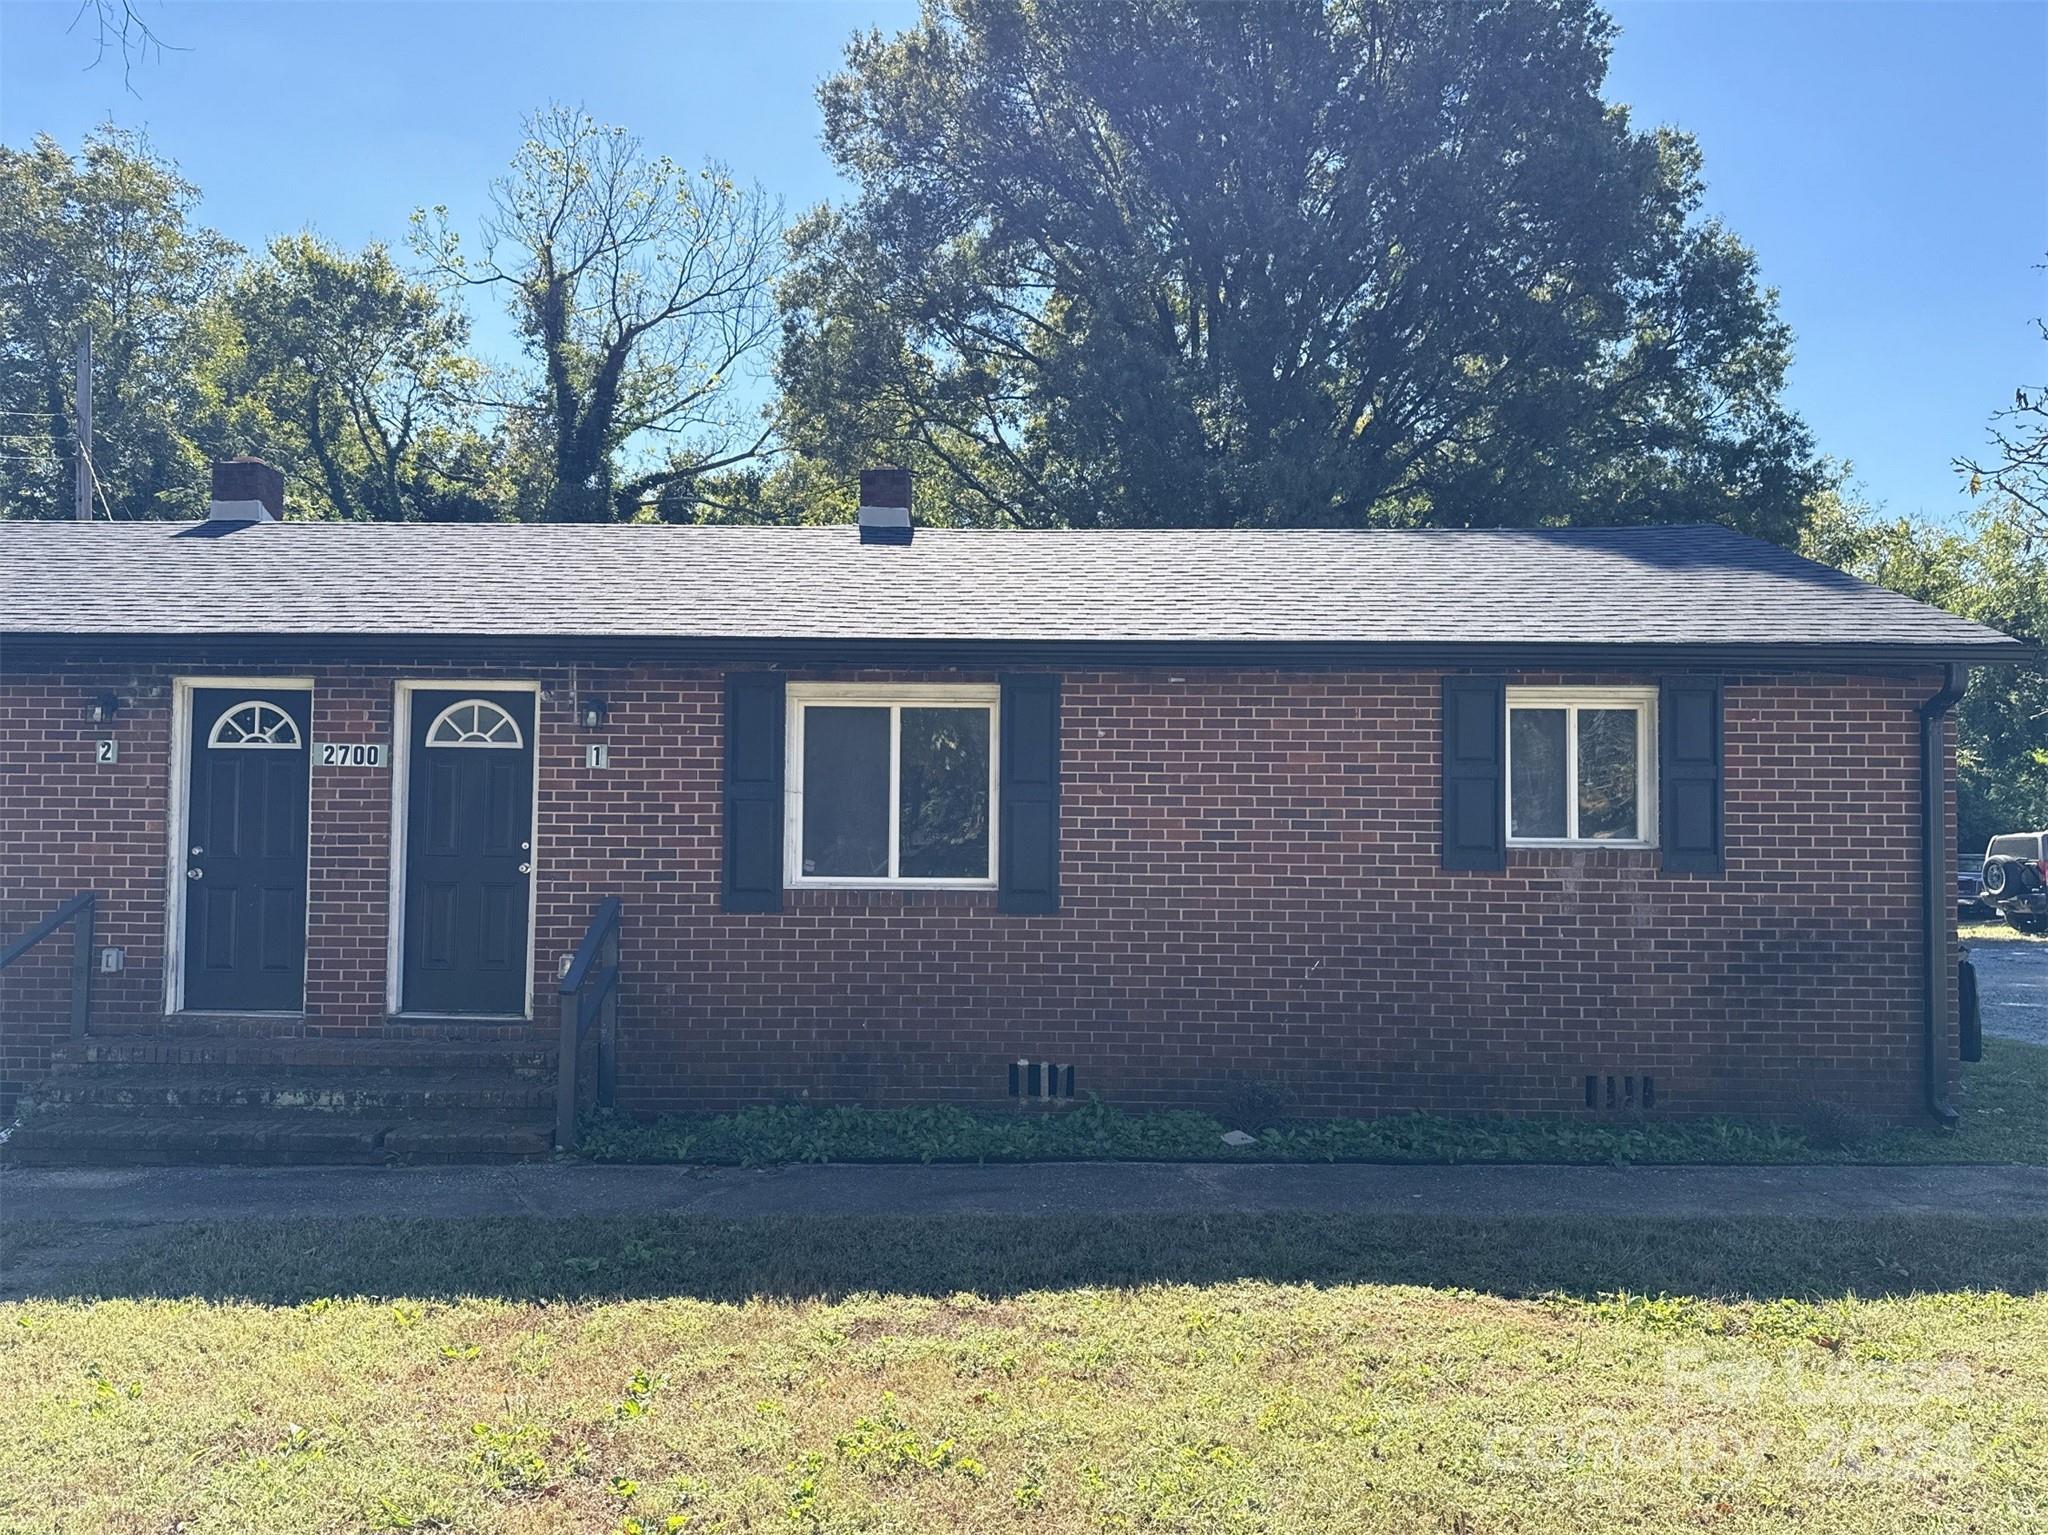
[1009,1060,1075,1101]
[1584,1073,1655,1113]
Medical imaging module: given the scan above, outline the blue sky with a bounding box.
[2,0,2042,523]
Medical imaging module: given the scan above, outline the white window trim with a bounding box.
[1504,686,1659,849]
[784,682,1000,890]
[424,697,526,749]
[205,698,305,750]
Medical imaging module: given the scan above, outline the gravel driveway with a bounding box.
[1967,935,2048,1045]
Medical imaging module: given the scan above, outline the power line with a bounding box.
[74,328,92,520]
[82,444,118,519]
[0,449,116,518]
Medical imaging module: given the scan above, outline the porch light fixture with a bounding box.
[86,693,120,725]
[579,696,609,731]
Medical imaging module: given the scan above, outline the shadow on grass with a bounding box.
[8,1211,2047,1306]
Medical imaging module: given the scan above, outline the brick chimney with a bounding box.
[857,466,912,545]
[207,457,284,522]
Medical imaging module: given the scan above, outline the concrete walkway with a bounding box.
[6,1158,2047,1227]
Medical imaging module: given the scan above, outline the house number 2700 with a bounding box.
[317,742,386,768]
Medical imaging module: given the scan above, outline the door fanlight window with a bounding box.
[206,699,304,750]
[426,699,525,748]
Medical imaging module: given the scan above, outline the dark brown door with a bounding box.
[402,690,536,1015]
[183,688,312,1012]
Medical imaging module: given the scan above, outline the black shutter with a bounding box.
[998,674,1061,914]
[1441,676,1506,871]
[1660,678,1725,876]
[722,672,786,912]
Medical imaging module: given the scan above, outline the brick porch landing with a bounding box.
[2,1036,556,1166]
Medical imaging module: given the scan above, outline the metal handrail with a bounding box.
[0,891,97,1042]
[555,897,621,1151]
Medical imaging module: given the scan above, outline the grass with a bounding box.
[4,1212,2047,1532]
[577,1038,2048,1168]
[8,1014,2042,1529]
[1964,915,2048,945]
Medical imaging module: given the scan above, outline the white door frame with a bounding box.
[386,679,543,1020]
[164,676,317,1016]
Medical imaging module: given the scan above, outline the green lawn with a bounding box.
[578,1038,2048,1168]
[1965,916,2048,945]
[8,1035,2042,1531]
[4,1212,2047,1533]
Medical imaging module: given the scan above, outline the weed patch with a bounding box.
[578,1039,2048,1167]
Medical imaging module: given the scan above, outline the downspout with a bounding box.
[1919,663,1967,1126]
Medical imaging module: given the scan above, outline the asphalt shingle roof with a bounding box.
[0,518,2022,657]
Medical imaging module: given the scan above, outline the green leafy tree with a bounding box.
[207,235,507,521]
[779,0,1821,534]
[1807,493,2048,852]
[0,127,237,519]
[414,106,785,523]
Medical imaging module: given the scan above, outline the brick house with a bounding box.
[0,461,2025,1162]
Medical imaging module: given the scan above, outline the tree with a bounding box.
[0,127,237,519]
[779,0,1822,535]
[208,235,506,521]
[1806,493,2048,853]
[1956,285,2047,534]
[415,106,785,523]
[69,0,179,92]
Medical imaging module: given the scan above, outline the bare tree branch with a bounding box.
[413,106,785,521]
[66,0,183,95]
[1957,311,2048,532]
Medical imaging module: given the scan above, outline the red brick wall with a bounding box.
[0,658,1957,1122]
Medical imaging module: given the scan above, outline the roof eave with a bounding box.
[0,631,2032,670]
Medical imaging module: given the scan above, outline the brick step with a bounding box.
[23,1066,553,1116]
[91,1014,551,1043]
[55,1037,556,1078]
[1,1112,554,1168]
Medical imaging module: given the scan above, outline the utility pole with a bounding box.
[73,326,93,520]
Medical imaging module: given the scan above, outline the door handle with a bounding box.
[517,863,532,875]
[186,868,204,880]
